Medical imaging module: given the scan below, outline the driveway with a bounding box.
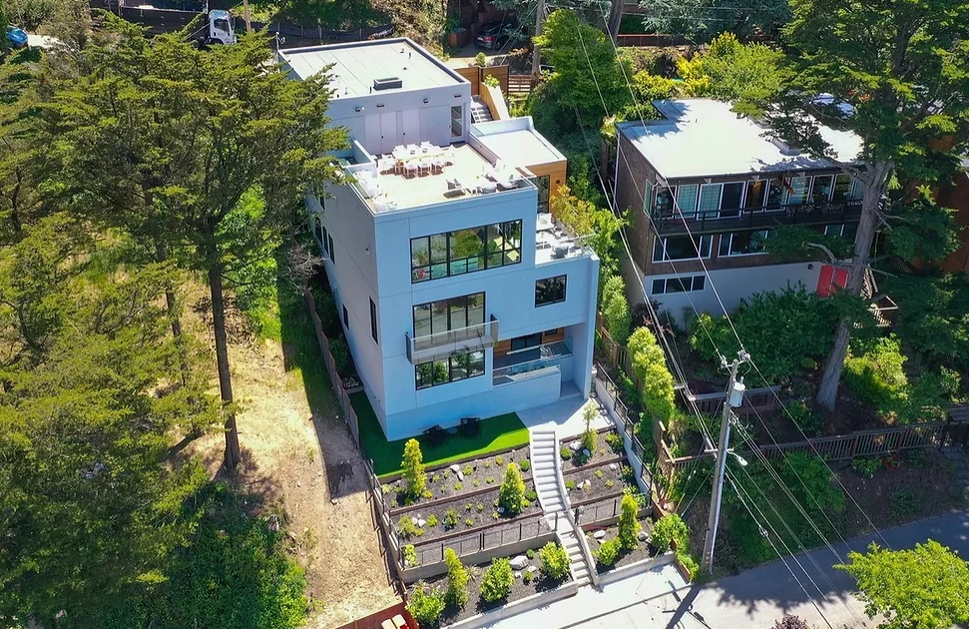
[573,507,969,629]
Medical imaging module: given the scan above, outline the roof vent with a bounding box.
[373,77,402,91]
[771,137,802,156]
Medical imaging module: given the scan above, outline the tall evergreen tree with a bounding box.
[40,19,346,468]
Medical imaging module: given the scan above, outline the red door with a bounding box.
[816,264,848,297]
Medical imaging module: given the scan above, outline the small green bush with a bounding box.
[499,464,526,515]
[330,338,351,375]
[426,514,438,527]
[519,459,531,472]
[443,508,458,530]
[496,456,505,466]
[401,439,426,500]
[454,482,463,490]
[539,541,571,581]
[444,548,469,608]
[561,446,573,460]
[397,515,418,539]
[402,544,418,567]
[483,73,500,87]
[473,51,488,68]
[651,514,688,553]
[596,537,621,566]
[565,480,576,491]
[522,570,533,584]
[605,479,615,488]
[605,431,625,454]
[463,465,474,476]
[617,494,641,551]
[526,548,535,560]
[889,487,921,518]
[465,517,474,527]
[851,456,881,479]
[676,551,700,581]
[787,400,824,437]
[524,489,538,501]
[594,470,604,479]
[480,558,513,602]
[407,582,445,625]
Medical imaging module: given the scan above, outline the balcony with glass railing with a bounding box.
[493,340,572,386]
[653,199,863,235]
[406,315,500,365]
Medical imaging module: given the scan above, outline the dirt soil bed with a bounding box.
[563,461,630,504]
[560,429,625,469]
[584,517,656,574]
[385,446,532,508]
[836,447,967,533]
[407,555,572,627]
[393,482,542,544]
[183,280,398,628]
[411,515,551,566]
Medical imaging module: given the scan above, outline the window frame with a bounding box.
[652,235,713,262]
[415,349,485,390]
[718,230,771,257]
[412,292,486,338]
[650,275,706,295]
[410,220,522,283]
[450,105,464,138]
[534,275,568,307]
[369,298,378,344]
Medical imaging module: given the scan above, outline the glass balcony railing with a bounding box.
[493,341,572,385]
[405,315,499,365]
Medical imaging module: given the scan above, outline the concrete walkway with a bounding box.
[576,506,969,629]
[519,396,613,439]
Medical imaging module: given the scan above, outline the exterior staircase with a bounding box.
[470,97,494,124]
[530,428,599,587]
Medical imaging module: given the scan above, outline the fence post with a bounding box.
[519,521,523,540]
[613,498,618,517]
[554,511,558,531]
[480,531,485,551]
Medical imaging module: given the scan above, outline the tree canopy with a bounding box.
[836,540,969,629]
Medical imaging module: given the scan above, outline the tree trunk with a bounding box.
[607,0,624,41]
[208,263,241,470]
[154,241,190,385]
[815,163,890,410]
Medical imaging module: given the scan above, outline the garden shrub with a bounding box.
[407,582,445,625]
[595,537,621,566]
[518,459,531,472]
[397,515,418,539]
[443,508,458,530]
[480,558,513,602]
[483,74,500,88]
[601,275,632,345]
[627,327,676,422]
[787,400,824,437]
[401,439,426,500]
[676,551,700,581]
[581,402,598,454]
[526,548,535,560]
[443,548,469,608]
[606,431,625,454]
[402,544,418,567]
[538,541,571,581]
[330,337,351,375]
[651,513,688,553]
[889,487,921,518]
[617,494,641,550]
[561,446,573,460]
[498,464,526,515]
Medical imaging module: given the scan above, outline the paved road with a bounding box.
[570,507,969,629]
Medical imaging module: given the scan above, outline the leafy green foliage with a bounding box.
[888,487,921,519]
[444,548,469,609]
[851,457,882,479]
[606,431,625,454]
[638,0,791,43]
[401,439,426,501]
[595,537,621,566]
[844,336,956,424]
[581,402,598,455]
[553,190,625,299]
[480,557,514,603]
[538,541,571,581]
[402,544,418,567]
[772,616,811,629]
[407,582,446,625]
[627,327,676,422]
[836,540,969,629]
[533,10,632,129]
[650,514,688,554]
[885,188,962,263]
[689,286,839,382]
[498,463,526,516]
[518,459,531,472]
[761,225,853,264]
[443,508,458,530]
[677,33,787,112]
[617,494,641,551]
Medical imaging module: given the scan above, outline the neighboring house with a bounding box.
[613,98,865,324]
[934,157,969,275]
[278,39,599,441]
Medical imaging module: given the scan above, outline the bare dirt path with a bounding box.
[184,279,399,629]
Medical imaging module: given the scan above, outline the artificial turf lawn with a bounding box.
[349,391,529,478]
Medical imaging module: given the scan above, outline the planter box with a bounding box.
[448,28,470,47]
[443,579,578,629]
[597,553,675,586]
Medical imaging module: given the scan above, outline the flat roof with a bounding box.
[617,99,864,180]
[472,118,566,167]
[278,38,464,97]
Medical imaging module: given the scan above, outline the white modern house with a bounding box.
[278,39,600,441]
[614,99,865,324]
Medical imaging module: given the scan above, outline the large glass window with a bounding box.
[653,235,712,261]
[744,180,767,211]
[411,221,522,283]
[832,174,863,202]
[719,230,770,257]
[412,292,485,338]
[654,187,674,216]
[811,175,834,204]
[535,275,567,306]
[766,179,786,208]
[787,176,810,205]
[719,182,745,218]
[450,105,463,138]
[415,350,485,390]
[651,275,706,295]
[536,175,551,213]
[676,184,699,218]
[697,184,721,218]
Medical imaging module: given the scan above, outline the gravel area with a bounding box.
[407,553,572,627]
[392,482,542,544]
[560,429,625,469]
[563,460,632,503]
[384,446,532,508]
[584,517,656,574]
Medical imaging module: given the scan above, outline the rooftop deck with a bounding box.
[350,143,535,212]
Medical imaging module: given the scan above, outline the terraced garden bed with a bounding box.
[559,428,625,469]
[584,517,656,574]
[408,514,552,567]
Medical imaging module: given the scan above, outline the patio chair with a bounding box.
[404,162,418,179]
[423,425,449,448]
[418,158,432,176]
[460,417,481,437]
[431,156,446,174]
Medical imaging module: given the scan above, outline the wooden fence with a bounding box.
[334,602,415,629]
[304,287,360,445]
[507,73,536,95]
[454,65,510,96]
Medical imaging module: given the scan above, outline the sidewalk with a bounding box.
[576,506,969,629]
[481,562,689,629]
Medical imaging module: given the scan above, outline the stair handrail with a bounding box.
[551,431,601,588]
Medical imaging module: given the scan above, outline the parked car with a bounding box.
[474,20,519,50]
[6,25,29,49]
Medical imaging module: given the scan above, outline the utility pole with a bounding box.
[532,0,545,77]
[701,351,749,574]
[606,0,624,42]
